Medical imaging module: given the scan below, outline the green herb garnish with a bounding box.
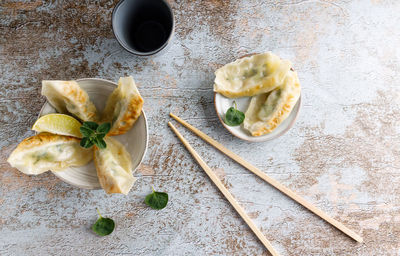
[144,187,169,210]
[224,101,245,126]
[92,208,115,236]
[80,122,111,149]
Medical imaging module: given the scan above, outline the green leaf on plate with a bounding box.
[95,138,107,149]
[80,137,94,148]
[80,126,94,137]
[224,101,245,126]
[97,133,106,139]
[79,122,110,149]
[83,121,98,130]
[96,123,111,134]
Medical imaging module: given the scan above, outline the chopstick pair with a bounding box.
[168,113,363,255]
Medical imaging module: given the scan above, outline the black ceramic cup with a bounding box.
[112,0,174,56]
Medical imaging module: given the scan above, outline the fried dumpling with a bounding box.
[93,137,136,195]
[244,70,301,136]
[42,80,98,121]
[214,52,292,98]
[102,76,144,136]
[7,133,93,175]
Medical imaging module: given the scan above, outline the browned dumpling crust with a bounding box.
[244,70,301,136]
[93,137,136,195]
[41,80,98,122]
[102,76,144,136]
[7,133,93,175]
[214,52,292,98]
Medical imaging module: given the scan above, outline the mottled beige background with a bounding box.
[1,0,400,255]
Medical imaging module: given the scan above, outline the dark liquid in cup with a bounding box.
[130,20,167,52]
[118,0,173,54]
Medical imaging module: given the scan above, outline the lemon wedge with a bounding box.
[32,114,82,138]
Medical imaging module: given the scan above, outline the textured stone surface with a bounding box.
[1,0,400,255]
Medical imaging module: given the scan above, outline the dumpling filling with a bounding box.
[94,137,136,195]
[214,52,292,98]
[243,70,301,136]
[7,134,93,175]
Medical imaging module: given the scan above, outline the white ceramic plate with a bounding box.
[214,93,301,142]
[38,78,148,189]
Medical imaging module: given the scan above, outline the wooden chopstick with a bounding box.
[168,122,280,256]
[170,113,363,243]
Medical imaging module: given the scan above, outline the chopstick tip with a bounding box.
[168,121,176,129]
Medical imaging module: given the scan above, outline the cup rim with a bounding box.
[112,0,175,56]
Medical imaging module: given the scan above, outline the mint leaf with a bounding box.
[97,133,106,139]
[80,126,93,137]
[224,101,245,126]
[80,122,110,149]
[96,138,107,149]
[83,121,98,130]
[145,187,168,210]
[92,209,115,236]
[80,137,94,148]
[97,123,111,134]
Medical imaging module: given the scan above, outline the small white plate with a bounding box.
[214,92,301,142]
[38,78,148,189]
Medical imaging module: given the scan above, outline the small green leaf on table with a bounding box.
[145,187,169,210]
[92,208,115,236]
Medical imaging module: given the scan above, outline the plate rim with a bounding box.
[37,77,149,189]
[214,92,302,142]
